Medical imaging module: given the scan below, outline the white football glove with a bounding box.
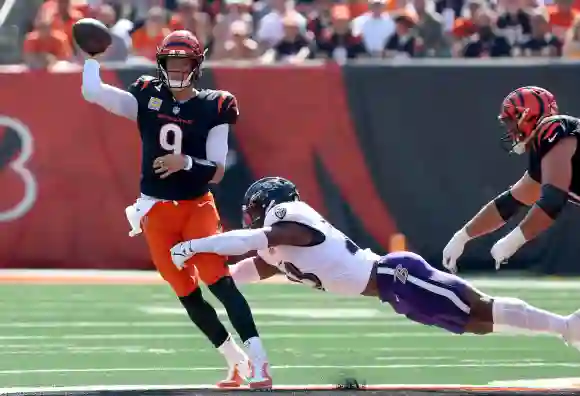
[490,227,526,270]
[442,229,471,274]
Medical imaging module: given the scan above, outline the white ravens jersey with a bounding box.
[258,201,379,295]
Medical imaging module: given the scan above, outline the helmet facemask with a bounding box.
[157,53,203,90]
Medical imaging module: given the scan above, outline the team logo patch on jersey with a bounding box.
[394,264,408,284]
[275,207,286,219]
[172,106,180,115]
[148,97,162,111]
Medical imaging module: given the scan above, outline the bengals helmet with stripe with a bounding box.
[499,86,559,154]
[156,30,206,90]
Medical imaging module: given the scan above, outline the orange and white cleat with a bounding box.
[248,362,273,389]
[216,360,251,389]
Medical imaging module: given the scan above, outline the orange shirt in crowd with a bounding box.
[23,29,72,59]
[37,1,85,45]
[131,27,171,60]
[547,5,578,38]
[452,18,477,38]
[169,14,186,30]
[349,0,400,18]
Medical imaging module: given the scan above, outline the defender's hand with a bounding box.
[153,154,188,179]
[442,229,471,274]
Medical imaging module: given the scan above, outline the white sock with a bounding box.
[217,335,247,366]
[244,336,268,365]
[492,297,568,335]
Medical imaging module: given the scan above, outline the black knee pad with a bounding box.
[178,287,205,311]
[178,288,229,347]
[209,276,259,341]
[208,276,242,303]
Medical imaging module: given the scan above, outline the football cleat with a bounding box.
[247,362,273,389]
[216,360,251,389]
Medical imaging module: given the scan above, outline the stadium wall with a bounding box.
[1,62,580,273]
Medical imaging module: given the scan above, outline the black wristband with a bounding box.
[494,190,526,222]
[187,157,218,183]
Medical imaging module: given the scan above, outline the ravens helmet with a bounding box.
[242,177,300,229]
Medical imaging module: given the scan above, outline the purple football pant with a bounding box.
[376,251,472,334]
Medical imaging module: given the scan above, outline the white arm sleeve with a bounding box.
[81,59,138,121]
[206,124,229,166]
[187,227,271,256]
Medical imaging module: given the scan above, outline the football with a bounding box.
[72,18,112,56]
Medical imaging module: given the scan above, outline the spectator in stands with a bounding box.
[352,0,396,56]
[257,0,307,48]
[212,0,254,58]
[385,13,417,56]
[42,0,85,46]
[563,16,580,56]
[519,10,562,56]
[451,0,484,57]
[306,0,334,41]
[169,0,211,47]
[412,0,449,56]
[23,15,72,70]
[131,6,171,60]
[214,20,260,60]
[462,8,513,56]
[261,14,313,62]
[315,5,367,62]
[496,0,532,46]
[547,0,578,40]
[94,4,130,61]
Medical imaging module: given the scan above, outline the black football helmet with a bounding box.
[242,177,300,229]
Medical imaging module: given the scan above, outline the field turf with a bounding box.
[0,270,579,389]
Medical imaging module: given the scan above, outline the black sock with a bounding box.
[209,276,259,342]
[178,288,229,347]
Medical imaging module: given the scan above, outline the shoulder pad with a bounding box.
[203,89,239,125]
[534,116,570,156]
[263,201,321,229]
[203,89,234,100]
[130,75,157,91]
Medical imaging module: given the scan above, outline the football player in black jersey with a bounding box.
[81,30,271,388]
[441,86,580,342]
[443,85,577,270]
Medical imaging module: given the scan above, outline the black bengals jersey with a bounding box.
[528,115,580,200]
[128,76,238,200]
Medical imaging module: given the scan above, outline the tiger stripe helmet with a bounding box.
[499,86,559,154]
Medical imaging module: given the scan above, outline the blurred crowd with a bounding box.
[21,0,580,70]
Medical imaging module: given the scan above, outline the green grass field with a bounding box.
[1,273,580,389]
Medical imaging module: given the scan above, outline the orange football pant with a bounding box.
[142,192,229,297]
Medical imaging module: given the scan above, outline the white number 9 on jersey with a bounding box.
[159,123,183,154]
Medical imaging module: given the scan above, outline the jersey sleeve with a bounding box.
[263,201,323,231]
[215,91,239,126]
[534,118,572,159]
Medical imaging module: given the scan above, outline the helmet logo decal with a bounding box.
[274,207,287,220]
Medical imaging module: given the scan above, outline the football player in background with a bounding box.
[171,177,580,346]
[81,30,271,389]
[444,86,580,273]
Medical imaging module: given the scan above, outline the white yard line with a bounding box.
[0,362,577,376]
[0,331,547,341]
[0,384,479,394]
[0,320,417,328]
